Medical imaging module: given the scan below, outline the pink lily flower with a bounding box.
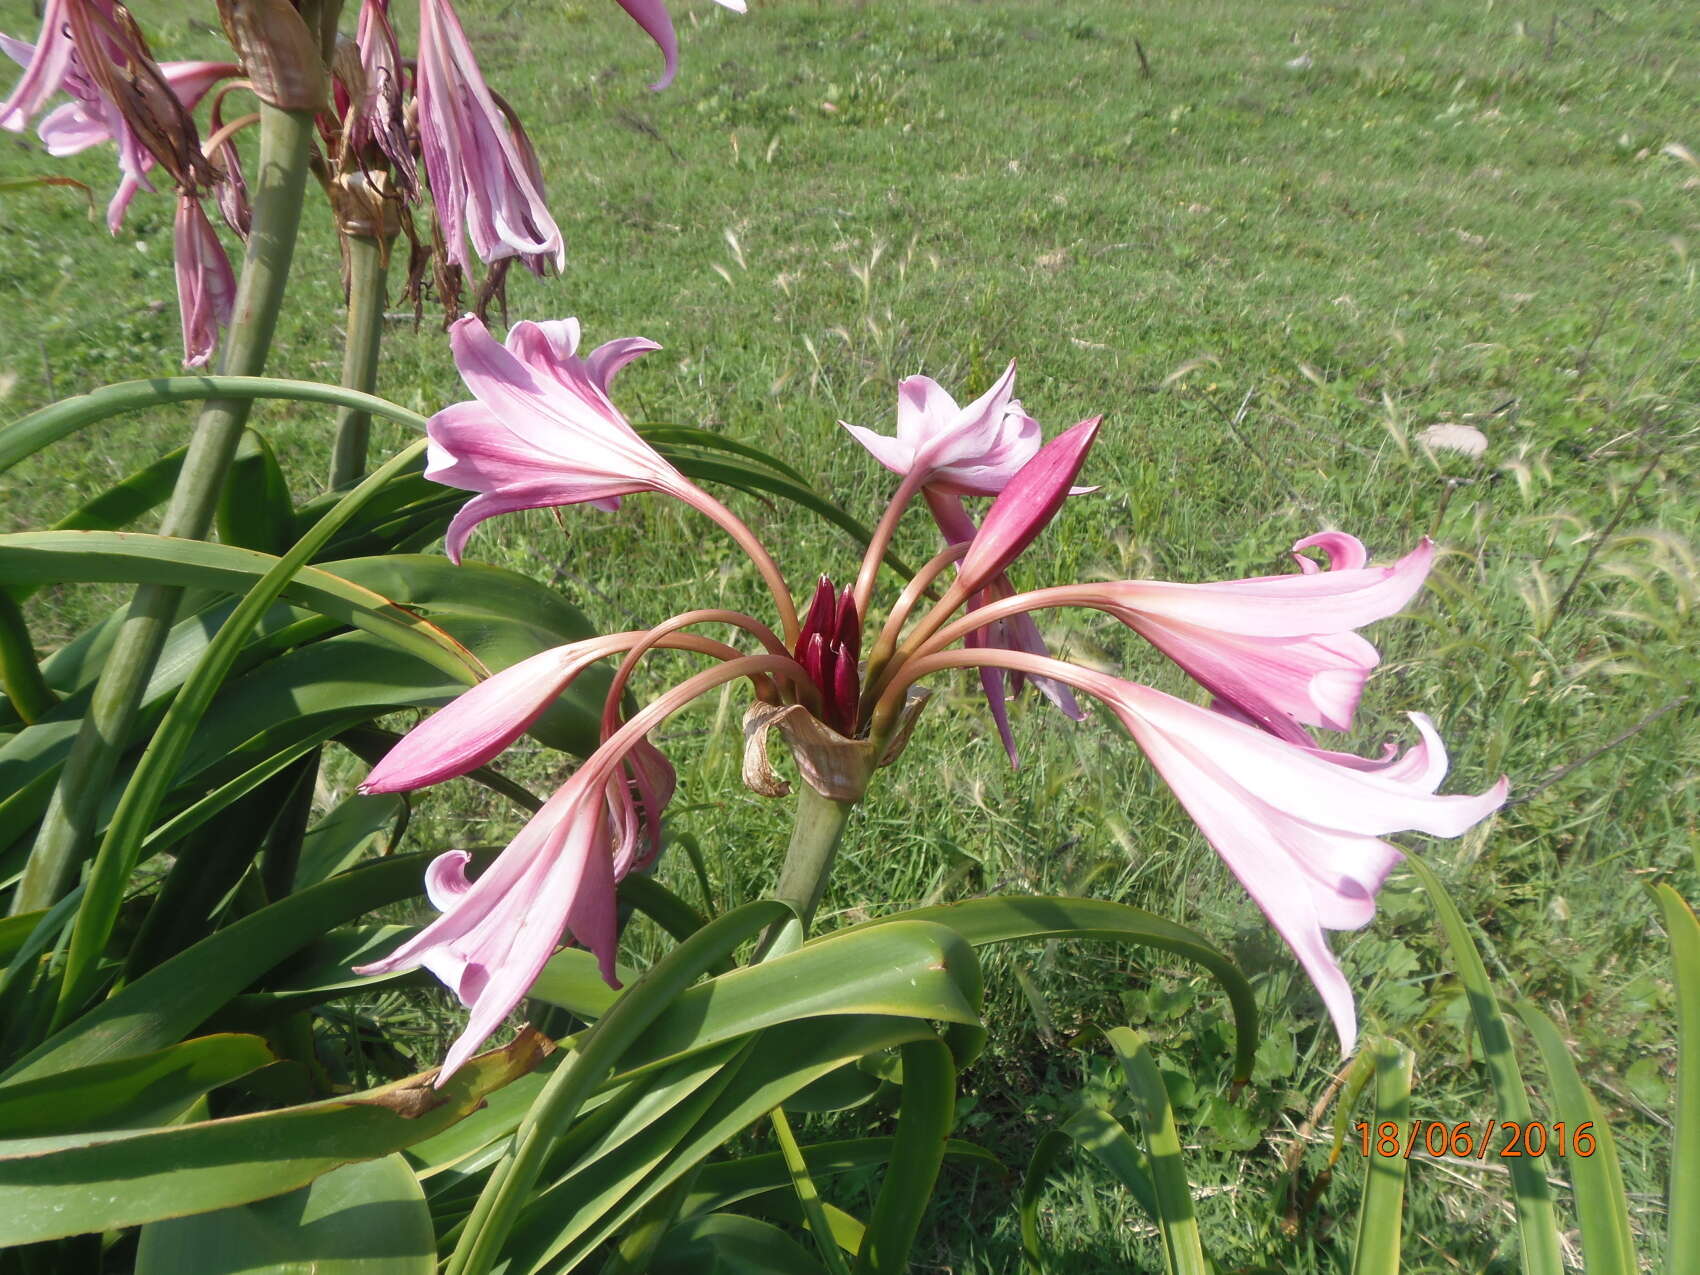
[173,194,236,370]
[843,362,1040,497]
[844,366,1091,762]
[426,315,679,561]
[926,532,1436,746]
[611,0,748,92]
[415,0,564,275]
[359,336,1506,1074]
[355,652,798,1083]
[897,648,1508,1054]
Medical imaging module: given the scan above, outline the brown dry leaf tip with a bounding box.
[742,687,932,802]
[215,0,328,112]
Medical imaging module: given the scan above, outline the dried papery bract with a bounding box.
[215,0,327,111]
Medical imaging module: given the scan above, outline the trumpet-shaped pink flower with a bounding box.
[426,315,707,561]
[173,194,236,369]
[355,770,623,1080]
[416,0,564,275]
[611,0,748,92]
[356,652,798,1083]
[898,648,1507,1055]
[937,533,1436,746]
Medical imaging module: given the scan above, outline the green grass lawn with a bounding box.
[2,0,1697,1269]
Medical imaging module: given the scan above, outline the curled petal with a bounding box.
[1292,530,1368,573]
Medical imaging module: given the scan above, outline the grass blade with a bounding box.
[1406,856,1563,1275]
[1019,1129,1074,1275]
[1654,883,1700,1272]
[1104,1028,1207,1275]
[1510,1002,1637,1274]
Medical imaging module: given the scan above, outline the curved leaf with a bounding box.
[1406,857,1563,1275]
[848,895,1258,1082]
[851,1038,955,1275]
[0,1032,545,1245]
[1654,883,1699,1273]
[652,1214,829,1275]
[136,1152,436,1275]
[0,1033,274,1137]
[1104,1028,1207,1275]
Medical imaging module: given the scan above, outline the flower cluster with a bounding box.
[1,0,742,366]
[354,317,1508,1082]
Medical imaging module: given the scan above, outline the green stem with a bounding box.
[754,785,857,960]
[10,105,314,917]
[328,234,392,489]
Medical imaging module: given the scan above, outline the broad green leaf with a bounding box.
[1655,883,1700,1273]
[0,532,480,684]
[0,590,55,725]
[770,1106,853,1275]
[1351,1038,1414,1275]
[1510,1004,1636,1275]
[0,376,428,475]
[296,792,406,888]
[217,430,295,555]
[0,1032,545,1245]
[0,909,46,967]
[136,1152,435,1275]
[444,902,794,1275]
[1060,1106,1159,1219]
[503,1015,937,1275]
[0,1034,274,1137]
[50,446,184,537]
[1406,857,1563,1275]
[652,1214,829,1275]
[1105,1028,1207,1275]
[848,895,1258,1082]
[2,850,474,1083]
[604,920,982,1080]
[851,1038,954,1275]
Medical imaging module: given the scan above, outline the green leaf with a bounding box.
[1509,1003,1636,1275]
[0,376,429,475]
[848,895,1258,1082]
[0,1034,544,1245]
[1019,1129,1075,1275]
[605,921,982,1081]
[50,446,185,537]
[0,532,482,685]
[136,1152,435,1275]
[296,792,406,889]
[851,1038,954,1275]
[1104,1028,1207,1275]
[503,1015,937,1275]
[771,1106,853,1275]
[1351,1038,1414,1275]
[684,1139,1002,1218]
[652,1214,829,1275]
[1655,883,1700,1273]
[1406,857,1564,1275]
[215,429,295,555]
[0,1034,274,1137]
[2,850,472,1083]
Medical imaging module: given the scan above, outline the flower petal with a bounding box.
[957,416,1101,597]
